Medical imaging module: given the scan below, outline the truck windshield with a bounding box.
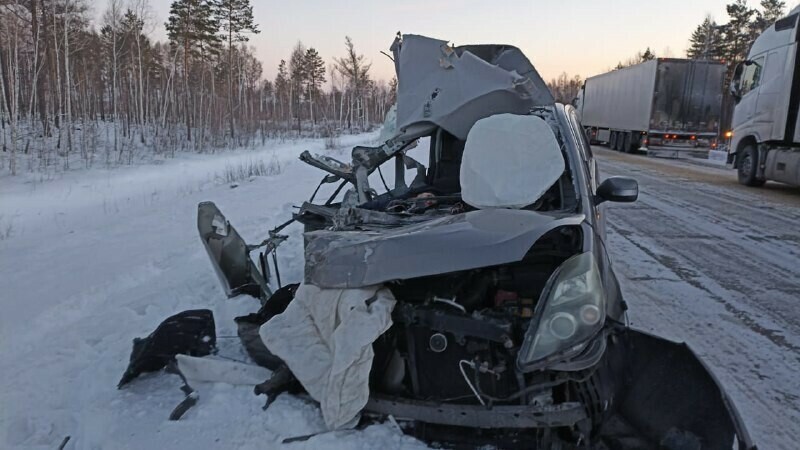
[739,57,765,97]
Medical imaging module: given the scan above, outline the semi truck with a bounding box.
[730,6,800,187]
[578,59,727,158]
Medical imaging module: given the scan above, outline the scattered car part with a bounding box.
[118,309,216,388]
[166,359,198,421]
[234,283,299,370]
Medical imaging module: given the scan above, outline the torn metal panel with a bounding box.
[303,209,585,288]
[604,328,756,450]
[198,201,269,299]
[331,206,434,230]
[391,34,554,141]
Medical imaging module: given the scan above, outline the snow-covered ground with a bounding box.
[2,138,799,449]
[0,132,426,450]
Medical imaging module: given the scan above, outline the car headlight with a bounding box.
[517,252,606,371]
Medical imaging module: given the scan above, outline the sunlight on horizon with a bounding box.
[101,0,799,83]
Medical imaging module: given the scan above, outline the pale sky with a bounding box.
[102,0,800,84]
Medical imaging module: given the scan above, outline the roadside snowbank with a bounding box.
[0,132,427,450]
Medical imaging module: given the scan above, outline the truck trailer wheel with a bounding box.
[737,145,766,187]
[623,133,633,153]
[609,131,618,150]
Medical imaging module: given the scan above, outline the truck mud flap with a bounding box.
[197,201,270,300]
[646,147,710,159]
[602,328,756,450]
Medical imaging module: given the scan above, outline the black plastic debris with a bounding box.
[253,364,301,410]
[234,283,298,370]
[165,360,199,421]
[118,309,216,388]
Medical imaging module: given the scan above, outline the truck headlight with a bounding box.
[517,252,606,371]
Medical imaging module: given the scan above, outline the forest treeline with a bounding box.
[547,0,789,107]
[0,0,793,175]
[0,0,395,175]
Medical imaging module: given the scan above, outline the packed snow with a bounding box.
[0,132,426,450]
[2,137,799,449]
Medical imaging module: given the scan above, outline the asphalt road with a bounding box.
[595,147,800,449]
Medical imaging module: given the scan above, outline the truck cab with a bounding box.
[730,7,800,186]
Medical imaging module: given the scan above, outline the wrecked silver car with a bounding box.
[195,35,755,449]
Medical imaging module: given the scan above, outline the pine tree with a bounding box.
[334,36,371,129]
[166,0,221,141]
[687,17,723,60]
[757,0,787,30]
[215,0,259,139]
[303,48,326,124]
[288,41,306,128]
[274,59,289,123]
[640,47,656,61]
[721,0,758,67]
[614,48,656,70]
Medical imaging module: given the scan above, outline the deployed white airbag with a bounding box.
[259,283,396,430]
[460,114,565,209]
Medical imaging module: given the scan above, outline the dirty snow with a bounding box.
[1,137,799,449]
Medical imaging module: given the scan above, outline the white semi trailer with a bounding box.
[730,6,800,187]
[579,59,726,157]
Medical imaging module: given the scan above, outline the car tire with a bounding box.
[737,144,766,187]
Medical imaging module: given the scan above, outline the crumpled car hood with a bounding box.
[304,209,585,288]
[390,34,554,141]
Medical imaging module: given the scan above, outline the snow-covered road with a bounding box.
[597,147,800,449]
[1,138,798,449]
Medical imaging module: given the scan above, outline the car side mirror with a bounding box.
[596,177,638,204]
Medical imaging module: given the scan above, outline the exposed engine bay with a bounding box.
[374,226,582,404]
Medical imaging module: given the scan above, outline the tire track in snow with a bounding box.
[594,149,800,449]
[598,152,800,337]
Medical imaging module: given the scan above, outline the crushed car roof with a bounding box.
[390,34,555,141]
